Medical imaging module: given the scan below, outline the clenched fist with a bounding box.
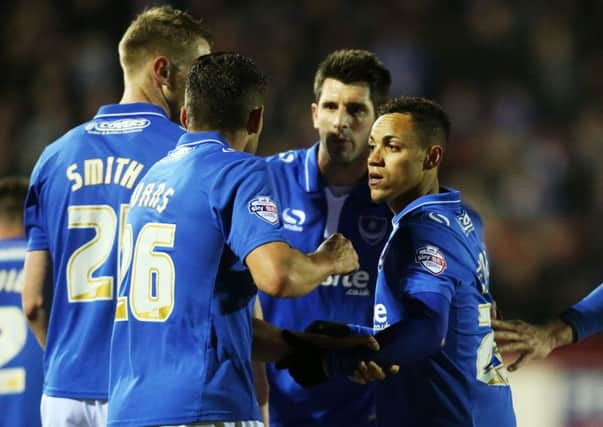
[316,233,359,276]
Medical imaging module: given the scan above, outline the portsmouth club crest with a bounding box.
[248,196,279,225]
[415,245,447,275]
[358,216,388,245]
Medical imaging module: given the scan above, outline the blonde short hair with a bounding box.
[118,6,212,72]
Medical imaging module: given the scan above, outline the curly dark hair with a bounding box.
[378,96,451,150]
[185,52,268,132]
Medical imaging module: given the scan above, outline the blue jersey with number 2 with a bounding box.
[108,131,287,427]
[374,188,516,427]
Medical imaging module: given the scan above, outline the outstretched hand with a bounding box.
[492,318,573,371]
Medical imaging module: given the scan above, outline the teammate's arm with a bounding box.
[246,233,358,298]
[493,282,603,371]
[252,297,270,427]
[328,293,449,375]
[22,250,52,349]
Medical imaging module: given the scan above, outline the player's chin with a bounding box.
[369,188,388,204]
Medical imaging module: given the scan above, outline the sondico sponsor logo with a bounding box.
[321,270,370,296]
[282,208,306,232]
[85,118,151,134]
[373,303,389,330]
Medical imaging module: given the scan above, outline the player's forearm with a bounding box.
[22,250,51,349]
[329,293,449,375]
[252,361,269,404]
[24,305,48,349]
[252,317,291,362]
[560,283,603,341]
[275,248,337,297]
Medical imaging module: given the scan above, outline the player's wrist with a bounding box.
[546,318,575,350]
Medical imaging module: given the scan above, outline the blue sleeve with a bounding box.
[24,155,49,251]
[560,283,603,341]
[329,292,449,375]
[395,221,460,302]
[217,158,288,262]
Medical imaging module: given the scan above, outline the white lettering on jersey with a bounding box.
[282,208,306,232]
[456,211,475,235]
[373,303,389,329]
[130,181,175,214]
[66,157,144,192]
[321,270,370,296]
[85,118,151,135]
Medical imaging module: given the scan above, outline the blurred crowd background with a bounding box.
[2,0,602,324]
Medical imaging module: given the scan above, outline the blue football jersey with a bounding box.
[259,143,392,427]
[23,103,183,399]
[0,238,43,427]
[108,131,287,427]
[374,188,516,427]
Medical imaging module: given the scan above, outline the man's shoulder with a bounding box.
[265,147,308,171]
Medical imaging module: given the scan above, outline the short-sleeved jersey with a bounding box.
[374,188,516,427]
[258,143,392,427]
[108,131,287,427]
[0,237,43,427]
[23,103,183,399]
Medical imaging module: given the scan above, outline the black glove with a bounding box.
[275,329,328,387]
[305,320,352,338]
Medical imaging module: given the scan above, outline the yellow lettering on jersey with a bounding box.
[66,163,83,191]
[66,157,146,192]
[84,159,104,185]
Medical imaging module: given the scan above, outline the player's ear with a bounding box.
[311,102,319,130]
[152,56,170,88]
[247,106,264,135]
[424,145,443,170]
[180,106,188,129]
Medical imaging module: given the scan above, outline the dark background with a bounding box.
[3,0,603,324]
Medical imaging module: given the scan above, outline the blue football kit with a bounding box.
[24,103,183,400]
[108,131,287,427]
[367,188,516,427]
[562,283,603,341]
[259,143,392,427]
[0,237,43,427]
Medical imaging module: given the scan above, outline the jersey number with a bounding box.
[115,223,176,322]
[0,307,27,394]
[476,303,509,385]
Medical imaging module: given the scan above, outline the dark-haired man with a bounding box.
[259,49,393,427]
[0,177,43,427]
[325,96,516,426]
[22,7,212,426]
[107,52,374,427]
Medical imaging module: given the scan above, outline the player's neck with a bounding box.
[318,151,368,187]
[120,81,170,118]
[389,175,440,214]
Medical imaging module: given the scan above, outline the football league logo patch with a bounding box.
[415,245,447,275]
[249,196,279,225]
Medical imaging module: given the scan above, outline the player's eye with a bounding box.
[322,102,338,110]
[347,104,367,116]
